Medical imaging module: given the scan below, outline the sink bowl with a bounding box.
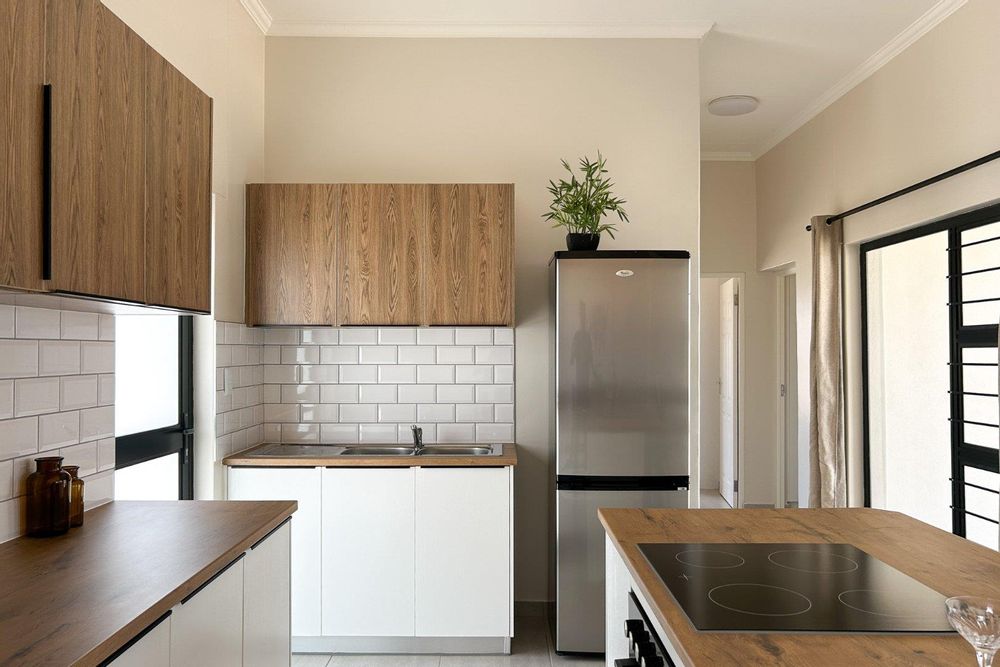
[244,442,504,459]
[419,445,497,456]
[253,443,343,457]
[338,446,416,456]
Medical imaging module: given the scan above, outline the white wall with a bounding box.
[700,162,778,506]
[755,0,1000,504]
[699,278,721,491]
[263,37,702,601]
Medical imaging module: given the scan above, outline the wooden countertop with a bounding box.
[0,500,296,667]
[600,508,1000,666]
[223,442,518,467]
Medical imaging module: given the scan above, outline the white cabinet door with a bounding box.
[415,467,510,637]
[244,521,291,667]
[322,467,415,637]
[228,467,321,636]
[170,558,244,667]
[109,615,171,667]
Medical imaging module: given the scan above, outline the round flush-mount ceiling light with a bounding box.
[707,95,759,116]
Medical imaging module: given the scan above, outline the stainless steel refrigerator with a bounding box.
[553,251,690,654]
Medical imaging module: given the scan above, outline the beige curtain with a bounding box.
[808,215,847,508]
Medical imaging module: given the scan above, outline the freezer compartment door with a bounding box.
[556,257,689,477]
[555,487,688,654]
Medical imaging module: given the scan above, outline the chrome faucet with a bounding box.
[410,425,423,455]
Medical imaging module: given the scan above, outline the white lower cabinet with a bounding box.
[244,521,292,667]
[321,467,416,637]
[415,467,511,637]
[108,615,171,667]
[229,467,322,636]
[170,558,245,666]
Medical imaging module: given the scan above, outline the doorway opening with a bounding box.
[777,272,799,508]
[700,274,743,508]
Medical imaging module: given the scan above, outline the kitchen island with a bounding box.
[601,507,1000,666]
[0,500,296,666]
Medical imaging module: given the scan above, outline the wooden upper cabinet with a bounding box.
[339,184,424,325]
[0,0,46,291]
[246,184,339,326]
[47,0,146,303]
[425,184,514,326]
[144,47,212,312]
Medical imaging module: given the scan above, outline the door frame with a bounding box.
[774,268,798,509]
[702,272,746,508]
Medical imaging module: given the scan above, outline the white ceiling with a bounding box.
[244,0,964,158]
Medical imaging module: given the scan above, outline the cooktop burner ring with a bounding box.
[837,589,938,618]
[708,583,813,617]
[674,549,746,569]
[767,549,860,574]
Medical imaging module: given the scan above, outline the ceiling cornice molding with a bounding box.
[263,19,715,39]
[753,0,968,160]
[240,0,273,34]
[701,151,755,162]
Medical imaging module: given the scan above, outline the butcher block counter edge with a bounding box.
[599,507,1000,666]
[0,500,296,667]
[222,442,518,467]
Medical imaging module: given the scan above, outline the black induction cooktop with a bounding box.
[638,543,955,633]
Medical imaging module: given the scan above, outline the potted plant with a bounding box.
[543,152,629,251]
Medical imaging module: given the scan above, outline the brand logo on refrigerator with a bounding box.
[615,269,634,278]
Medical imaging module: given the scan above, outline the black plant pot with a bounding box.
[566,233,601,251]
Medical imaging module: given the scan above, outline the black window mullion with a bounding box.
[947,226,967,536]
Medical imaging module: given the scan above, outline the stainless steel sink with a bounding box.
[338,446,416,456]
[418,445,496,456]
[252,443,343,457]
[246,442,504,458]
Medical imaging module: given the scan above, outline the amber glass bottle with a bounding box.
[63,465,85,527]
[26,457,71,536]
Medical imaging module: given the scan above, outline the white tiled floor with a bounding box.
[292,616,603,666]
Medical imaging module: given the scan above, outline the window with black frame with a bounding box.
[862,204,1000,551]
[114,315,193,500]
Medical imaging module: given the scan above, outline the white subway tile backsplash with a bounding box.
[493,328,514,345]
[0,460,11,501]
[0,381,12,420]
[378,365,415,383]
[360,346,397,364]
[398,384,435,403]
[301,329,339,345]
[0,497,24,543]
[15,307,61,339]
[378,404,416,423]
[60,312,100,340]
[0,306,13,338]
[300,404,339,422]
[454,328,493,345]
[340,365,378,384]
[476,423,514,442]
[262,385,281,403]
[320,384,359,403]
[264,365,298,384]
[0,340,39,378]
[416,329,454,345]
[98,314,115,341]
[80,342,114,374]
[417,365,453,384]
[437,346,474,364]
[495,404,514,423]
[475,345,513,365]
[437,384,474,404]
[360,384,396,404]
[321,346,359,364]
[359,424,398,443]
[437,423,474,443]
[264,404,299,423]
[14,377,60,416]
[38,341,81,376]
[262,346,280,364]
[397,346,435,364]
[60,375,99,411]
[282,423,319,442]
[494,365,514,384]
[397,423,436,443]
[321,423,359,444]
[264,329,298,345]
[281,385,319,404]
[456,404,493,423]
[340,404,377,423]
[97,438,115,472]
[455,365,492,384]
[59,441,98,476]
[378,328,417,345]
[79,406,113,440]
[300,365,340,384]
[417,404,454,423]
[339,329,378,345]
[476,384,513,404]
[281,346,320,364]
[0,418,37,459]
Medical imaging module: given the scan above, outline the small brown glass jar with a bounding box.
[63,465,85,527]
[26,456,72,537]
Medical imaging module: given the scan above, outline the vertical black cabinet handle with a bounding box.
[42,83,52,281]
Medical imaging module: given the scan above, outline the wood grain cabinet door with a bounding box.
[144,47,212,312]
[246,184,339,326]
[339,184,424,325]
[0,0,46,291]
[425,184,514,326]
[47,0,146,303]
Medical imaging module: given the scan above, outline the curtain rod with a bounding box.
[804,148,1000,231]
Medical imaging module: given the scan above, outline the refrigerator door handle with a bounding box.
[556,475,689,491]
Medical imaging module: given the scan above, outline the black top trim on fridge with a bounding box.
[550,250,691,262]
[556,475,689,491]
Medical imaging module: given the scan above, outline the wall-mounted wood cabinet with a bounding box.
[0,0,213,313]
[246,183,514,327]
